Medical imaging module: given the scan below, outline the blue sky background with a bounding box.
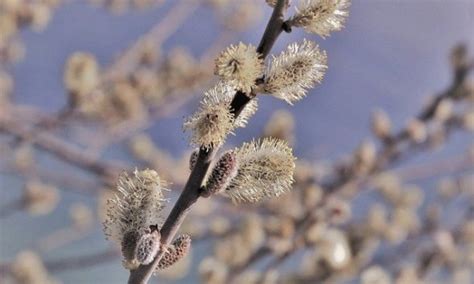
[1,0,473,283]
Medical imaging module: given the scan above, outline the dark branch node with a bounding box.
[282,21,292,33]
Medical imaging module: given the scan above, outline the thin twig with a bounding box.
[127,1,289,283]
[396,154,473,182]
[0,116,126,183]
[0,166,101,196]
[103,0,200,82]
[46,248,120,272]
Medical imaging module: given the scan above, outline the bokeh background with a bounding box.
[1,0,473,283]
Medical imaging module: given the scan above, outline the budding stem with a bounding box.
[127,1,290,283]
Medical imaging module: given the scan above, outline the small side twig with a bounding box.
[0,116,126,183]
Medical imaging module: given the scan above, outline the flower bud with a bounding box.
[64,52,99,106]
[288,0,350,37]
[135,229,161,265]
[434,99,453,122]
[23,181,59,216]
[406,119,427,143]
[354,140,376,173]
[318,229,351,270]
[224,138,296,203]
[264,40,327,104]
[214,43,264,93]
[183,82,257,149]
[371,109,392,140]
[103,169,167,269]
[202,151,238,197]
[264,110,295,144]
[157,234,192,270]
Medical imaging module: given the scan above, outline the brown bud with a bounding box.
[202,151,238,197]
[158,234,191,270]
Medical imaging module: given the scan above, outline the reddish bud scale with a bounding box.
[202,151,238,197]
[157,234,192,270]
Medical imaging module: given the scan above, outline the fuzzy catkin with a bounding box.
[214,43,264,93]
[121,230,141,263]
[371,109,392,140]
[103,169,167,268]
[203,81,258,128]
[183,99,234,149]
[183,82,258,148]
[264,40,327,104]
[406,119,427,143]
[224,138,296,203]
[290,0,351,38]
[64,52,100,105]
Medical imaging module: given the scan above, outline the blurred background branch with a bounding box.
[0,0,473,283]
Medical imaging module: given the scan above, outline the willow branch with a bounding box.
[103,0,200,82]
[396,154,474,182]
[127,1,289,283]
[0,116,125,183]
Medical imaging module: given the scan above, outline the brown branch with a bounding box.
[127,1,289,283]
[0,248,115,277]
[0,116,126,183]
[45,248,120,272]
[0,165,101,196]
